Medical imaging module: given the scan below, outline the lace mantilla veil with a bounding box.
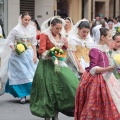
[41,16,66,34]
[92,24,102,43]
[0,37,11,95]
[41,16,66,48]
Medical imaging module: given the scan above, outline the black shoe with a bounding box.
[44,118,50,120]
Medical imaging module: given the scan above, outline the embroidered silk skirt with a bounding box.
[30,58,79,118]
[75,71,120,120]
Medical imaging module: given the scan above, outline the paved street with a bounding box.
[0,72,74,120]
[0,93,74,120]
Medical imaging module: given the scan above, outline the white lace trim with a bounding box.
[58,60,68,67]
[106,73,120,113]
[92,44,110,53]
[89,66,99,76]
[68,34,94,49]
[89,66,112,80]
[43,29,64,48]
[41,50,48,59]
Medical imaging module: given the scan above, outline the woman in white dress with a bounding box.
[5,12,38,104]
[107,21,116,37]
[68,19,94,78]
[0,37,11,96]
[64,17,73,37]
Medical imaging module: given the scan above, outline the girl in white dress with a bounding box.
[64,17,73,37]
[107,21,116,37]
[5,12,38,104]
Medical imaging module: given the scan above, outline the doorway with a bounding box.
[57,0,68,18]
[95,1,105,18]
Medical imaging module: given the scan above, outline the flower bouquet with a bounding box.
[48,47,66,72]
[113,54,120,66]
[113,54,120,79]
[15,41,27,55]
[0,34,3,38]
[115,27,120,34]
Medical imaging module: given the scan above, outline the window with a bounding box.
[57,0,68,18]
[20,0,35,20]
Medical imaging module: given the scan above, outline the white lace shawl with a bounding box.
[0,38,11,83]
[67,33,94,72]
[0,25,2,35]
[7,24,37,47]
[8,15,37,46]
[41,29,68,67]
[92,25,102,43]
[41,16,66,36]
[68,34,94,50]
[43,28,65,48]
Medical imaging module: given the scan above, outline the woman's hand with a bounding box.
[10,45,15,50]
[78,65,85,74]
[33,55,37,64]
[107,66,115,72]
[62,37,68,47]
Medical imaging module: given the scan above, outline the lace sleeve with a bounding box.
[7,28,17,46]
[68,44,76,51]
[90,66,100,75]
[31,27,37,45]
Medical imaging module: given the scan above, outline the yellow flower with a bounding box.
[113,54,120,65]
[16,43,25,52]
[118,28,120,33]
[50,47,56,51]
[59,49,64,53]
[0,34,3,38]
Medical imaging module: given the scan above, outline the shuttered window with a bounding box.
[20,0,35,19]
[57,0,68,18]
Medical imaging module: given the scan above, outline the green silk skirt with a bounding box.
[30,58,79,118]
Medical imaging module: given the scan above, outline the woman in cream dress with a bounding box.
[68,19,94,78]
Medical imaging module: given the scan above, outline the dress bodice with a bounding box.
[15,35,33,47]
[75,45,90,62]
[7,24,37,47]
[86,48,109,71]
[39,33,66,54]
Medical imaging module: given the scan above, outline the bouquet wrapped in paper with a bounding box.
[48,47,66,72]
[15,41,27,55]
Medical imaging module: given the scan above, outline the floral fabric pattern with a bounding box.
[75,71,120,120]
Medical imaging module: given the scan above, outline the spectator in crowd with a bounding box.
[0,19,5,38]
[113,17,118,28]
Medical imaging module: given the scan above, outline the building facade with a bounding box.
[1,0,120,36]
[93,0,120,19]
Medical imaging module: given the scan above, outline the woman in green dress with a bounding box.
[30,16,79,120]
